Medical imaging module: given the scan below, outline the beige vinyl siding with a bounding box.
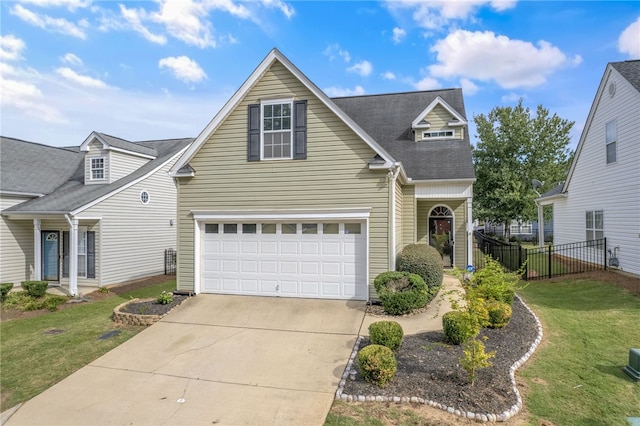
[0,196,35,283]
[109,151,150,182]
[82,154,181,286]
[416,199,467,269]
[415,104,462,141]
[395,179,403,256]
[401,185,416,246]
[85,142,110,185]
[176,61,390,298]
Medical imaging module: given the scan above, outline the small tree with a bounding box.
[460,336,495,386]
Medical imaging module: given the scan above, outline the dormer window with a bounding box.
[422,130,454,140]
[91,158,105,180]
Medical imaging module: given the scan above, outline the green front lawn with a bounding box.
[0,280,175,411]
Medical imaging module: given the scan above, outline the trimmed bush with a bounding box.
[21,281,48,298]
[486,300,513,328]
[357,344,397,387]
[397,244,444,301]
[373,271,428,315]
[467,256,520,305]
[1,283,14,302]
[442,311,480,345]
[369,321,404,350]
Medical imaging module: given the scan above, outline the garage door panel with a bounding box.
[201,220,367,300]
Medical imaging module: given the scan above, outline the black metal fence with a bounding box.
[474,231,607,280]
[164,248,176,275]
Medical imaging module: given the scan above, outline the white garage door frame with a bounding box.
[192,208,371,300]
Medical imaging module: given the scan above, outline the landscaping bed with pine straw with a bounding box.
[341,296,539,416]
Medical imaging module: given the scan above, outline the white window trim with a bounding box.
[260,98,293,161]
[140,190,150,205]
[605,120,617,165]
[586,210,604,241]
[422,130,455,140]
[90,157,106,180]
[77,226,88,278]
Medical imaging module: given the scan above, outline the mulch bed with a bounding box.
[118,295,188,316]
[341,297,539,415]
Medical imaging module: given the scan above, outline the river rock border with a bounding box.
[112,298,171,326]
[336,295,544,423]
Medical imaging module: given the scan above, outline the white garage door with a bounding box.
[201,221,367,300]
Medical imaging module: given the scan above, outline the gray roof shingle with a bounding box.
[610,60,640,92]
[3,137,193,214]
[95,133,159,157]
[332,89,475,181]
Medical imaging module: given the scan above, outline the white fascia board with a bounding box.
[170,48,395,175]
[447,120,465,127]
[411,178,476,184]
[70,146,189,216]
[109,146,156,160]
[192,207,372,221]
[79,132,107,152]
[170,169,195,178]
[0,191,44,198]
[536,193,567,206]
[411,96,468,129]
[2,212,70,220]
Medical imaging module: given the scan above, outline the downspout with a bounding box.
[388,164,401,271]
[64,214,78,296]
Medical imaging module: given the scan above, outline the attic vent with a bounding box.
[608,82,616,98]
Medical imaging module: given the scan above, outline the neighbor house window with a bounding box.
[586,210,604,242]
[606,120,617,164]
[262,101,292,159]
[91,158,105,180]
[422,130,454,139]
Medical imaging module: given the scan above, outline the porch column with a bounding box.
[466,197,473,267]
[537,202,544,248]
[65,215,78,296]
[33,219,41,280]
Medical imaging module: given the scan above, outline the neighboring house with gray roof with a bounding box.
[1,133,192,295]
[169,49,475,300]
[536,60,640,278]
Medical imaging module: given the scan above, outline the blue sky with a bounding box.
[1,0,639,149]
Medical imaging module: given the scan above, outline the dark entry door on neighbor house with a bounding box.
[42,231,60,282]
[429,214,454,268]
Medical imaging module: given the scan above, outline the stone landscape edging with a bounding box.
[336,295,544,423]
[112,298,173,326]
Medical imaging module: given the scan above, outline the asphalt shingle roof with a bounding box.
[332,89,475,181]
[3,137,193,214]
[96,133,159,157]
[611,60,640,92]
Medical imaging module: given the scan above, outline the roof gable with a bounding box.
[170,48,395,176]
[411,96,467,129]
[80,132,158,159]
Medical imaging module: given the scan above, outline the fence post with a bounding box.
[604,238,607,271]
[547,244,552,279]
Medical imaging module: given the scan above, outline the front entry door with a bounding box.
[429,218,453,267]
[42,231,60,282]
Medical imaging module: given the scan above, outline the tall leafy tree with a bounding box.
[473,100,573,239]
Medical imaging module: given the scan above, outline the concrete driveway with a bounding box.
[4,295,367,426]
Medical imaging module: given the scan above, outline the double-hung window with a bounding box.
[262,101,292,159]
[77,227,87,277]
[606,120,617,164]
[586,210,604,242]
[91,158,105,180]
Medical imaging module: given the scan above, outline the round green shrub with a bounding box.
[442,311,480,345]
[397,244,444,302]
[369,320,404,350]
[486,300,513,328]
[357,344,397,387]
[20,281,48,298]
[0,283,14,302]
[373,271,428,315]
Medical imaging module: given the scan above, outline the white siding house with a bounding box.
[537,60,640,277]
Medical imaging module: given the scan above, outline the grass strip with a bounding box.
[0,280,175,411]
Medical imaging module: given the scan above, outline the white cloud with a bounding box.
[150,0,219,48]
[60,53,83,66]
[501,92,524,103]
[392,27,406,43]
[19,0,91,10]
[56,67,109,88]
[429,30,573,89]
[323,85,366,97]
[382,71,396,80]
[618,17,640,58]
[388,0,517,30]
[413,76,440,91]
[0,35,26,61]
[0,68,65,123]
[159,56,207,84]
[347,60,373,77]
[323,44,351,62]
[261,0,295,19]
[11,4,86,39]
[119,4,167,45]
[460,78,479,95]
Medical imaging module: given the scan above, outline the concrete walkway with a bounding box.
[3,275,463,426]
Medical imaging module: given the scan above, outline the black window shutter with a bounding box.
[247,104,260,161]
[87,231,95,279]
[62,232,69,278]
[293,100,307,159]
